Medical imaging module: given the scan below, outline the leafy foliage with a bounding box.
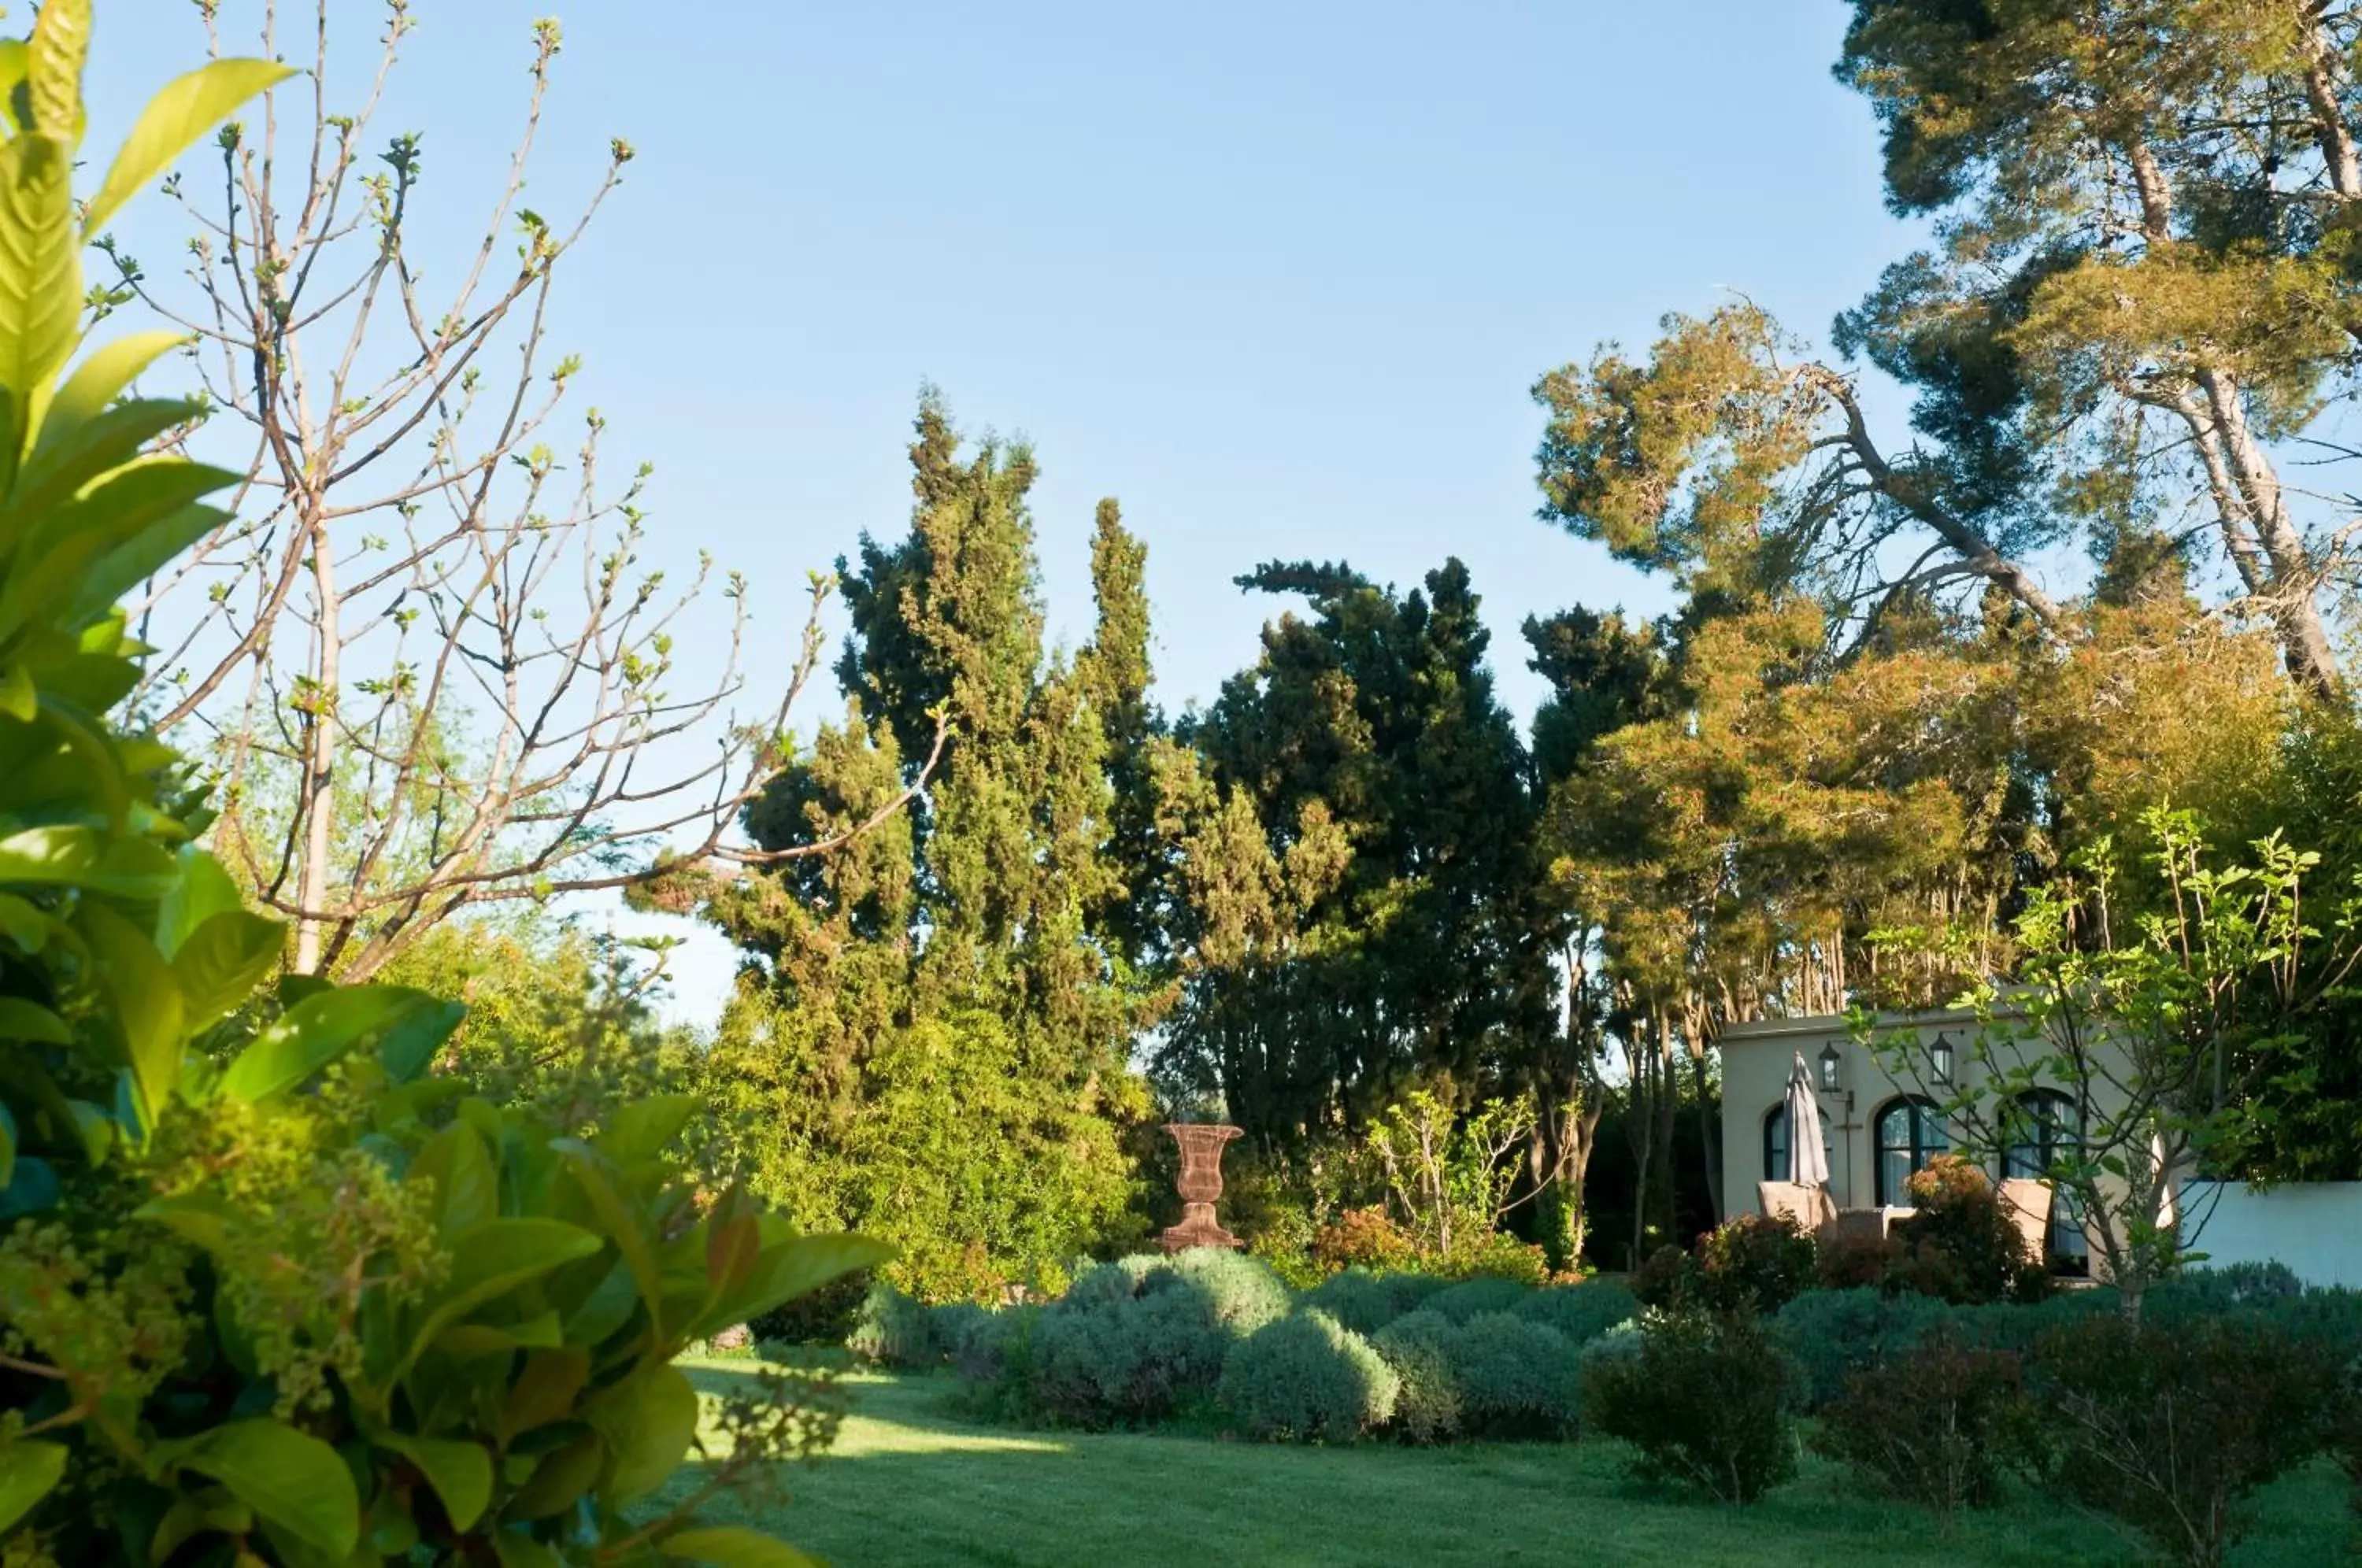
[1886,1156,2051,1306]
[1581,1309,1799,1503]
[688,401,1155,1301]
[2028,1312,2345,1568]
[0,20,883,1561]
[1813,1333,2032,1532]
[1216,1310,1398,1443]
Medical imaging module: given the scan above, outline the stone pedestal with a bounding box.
[1161,1122,1244,1252]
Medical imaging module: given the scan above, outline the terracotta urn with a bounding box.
[1160,1122,1244,1252]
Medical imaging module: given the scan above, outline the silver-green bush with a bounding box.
[1220,1311,1400,1442]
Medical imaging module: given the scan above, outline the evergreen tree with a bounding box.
[687,397,1157,1298]
[1159,559,1556,1150]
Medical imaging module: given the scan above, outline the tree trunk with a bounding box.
[292,513,339,976]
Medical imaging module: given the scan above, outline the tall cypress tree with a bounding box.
[690,396,1157,1297]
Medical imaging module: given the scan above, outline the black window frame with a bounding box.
[1873,1095,1949,1207]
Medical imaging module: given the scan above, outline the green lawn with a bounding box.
[668,1359,2349,1568]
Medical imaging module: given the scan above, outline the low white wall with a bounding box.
[2180,1182,2362,1289]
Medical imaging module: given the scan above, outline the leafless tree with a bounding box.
[109,2,939,978]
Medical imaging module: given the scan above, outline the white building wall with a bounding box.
[2181,1182,2362,1290]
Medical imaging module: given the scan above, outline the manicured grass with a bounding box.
[668,1359,2349,1568]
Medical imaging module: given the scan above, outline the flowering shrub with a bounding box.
[1311,1205,1420,1274]
[1888,1156,2051,1305]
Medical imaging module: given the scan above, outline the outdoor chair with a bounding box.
[1997,1178,2053,1263]
[1757,1179,1836,1233]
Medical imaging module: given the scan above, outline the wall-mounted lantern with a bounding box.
[1930,1032,1955,1086]
[1817,1042,1843,1093]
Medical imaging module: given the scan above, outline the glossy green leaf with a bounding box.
[587,1364,698,1505]
[491,1531,567,1568]
[690,1232,894,1342]
[435,1311,561,1359]
[661,1526,824,1568]
[0,1154,56,1218]
[0,131,78,402]
[407,1120,498,1236]
[379,1433,492,1532]
[557,1143,665,1341]
[86,59,294,233]
[153,845,242,956]
[170,910,281,1032]
[502,1431,603,1522]
[498,1346,590,1440]
[134,1191,236,1254]
[217,986,444,1104]
[378,993,464,1083]
[0,825,175,896]
[0,43,28,138]
[0,662,30,721]
[163,1419,360,1559]
[9,394,205,530]
[387,1219,603,1388]
[80,902,183,1127]
[37,329,187,452]
[24,0,87,144]
[70,501,231,630]
[595,1093,698,1164]
[0,1438,65,1533]
[0,996,68,1044]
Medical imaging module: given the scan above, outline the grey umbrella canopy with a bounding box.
[1786,1051,1829,1189]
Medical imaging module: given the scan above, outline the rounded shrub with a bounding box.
[1583,1309,1800,1503]
[847,1281,941,1369]
[1301,1268,1405,1336]
[1012,1249,1290,1426]
[1425,1275,1533,1322]
[1220,1310,1399,1442]
[1453,1312,1583,1437]
[1887,1156,2050,1304]
[1371,1309,1467,1444]
[1772,1288,1953,1409]
[1512,1281,1638,1346]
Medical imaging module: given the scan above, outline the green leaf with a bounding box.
[0,1439,65,1533]
[0,662,29,721]
[378,993,464,1083]
[407,1120,498,1236]
[86,59,293,234]
[24,2,86,144]
[217,986,446,1104]
[435,1311,561,1359]
[595,1093,698,1164]
[557,1143,666,1341]
[491,1532,567,1568]
[0,996,68,1045]
[378,1434,491,1533]
[0,825,176,897]
[37,329,188,453]
[162,1419,359,1559]
[156,845,246,954]
[661,1526,824,1568]
[134,1191,237,1253]
[0,131,78,401]
[690,1231,894,1342]
[387,1219,603,1389]
[170,910,281,1032]
[587,1364,698,1506]
[80,903,183,1130]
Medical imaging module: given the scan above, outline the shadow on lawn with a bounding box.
[668,1362,2349,1568]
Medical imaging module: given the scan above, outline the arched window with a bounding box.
[1762,1101,1831,1182]
[1874,1096,1949,1207]
[2005,1089,2088,1265]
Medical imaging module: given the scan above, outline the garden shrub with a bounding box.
[1312,1205,1420,1274]
[1015,1250,1289,1426]
[1370,1311,1466,1443]
[1583,1309,1799,1503]
[1813,1231,1899,1292]
[1813,1331,2031,1531]
[1424,1275,1533,1322]
[1634,1242,1701,1312]
[1695,1212,1816,1313]
[1887,1156,2051,1305]
[848,1281,940,1368]
[1219,1311,1399,1442]
[1451,1312,1583,1437]
[0,20,880,1562]
[2029,1311,2343,1568]
[1301,1267,1410,1335]
[929,1301,995,1364]
[1436,1229,1553,1284]
[1512,1280,1638,1345]
[1774,1287,1973,1408]
[2153,1260,2304,1311]
[752,1265,874,1347]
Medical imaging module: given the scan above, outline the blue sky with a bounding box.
[93,2,1919,1022]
